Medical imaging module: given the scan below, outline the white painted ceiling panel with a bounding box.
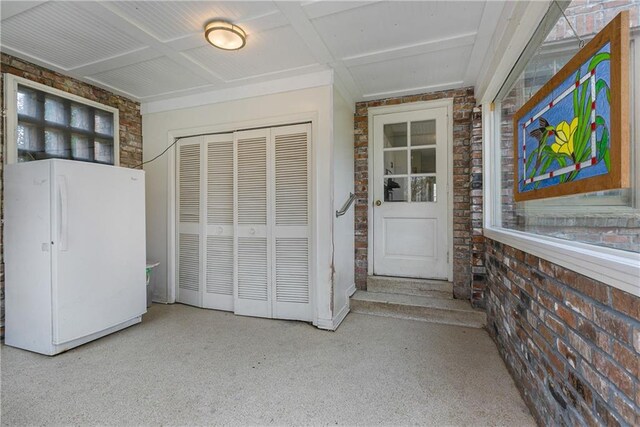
[0,1,146,70]
[350,45,473,96]
[310,1,485,59]
[184,25,318,81]
[106,1,280,42]
[0,1,508,104]
[88,57,211,98]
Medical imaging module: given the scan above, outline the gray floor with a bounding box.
[1,304,534,426]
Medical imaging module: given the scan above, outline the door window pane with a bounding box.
[411,148,436,174]
[383,123,407,147]
[411,176,436,202]
[384,177,407,202]
[384,150,407,175]
[411,120,436,146]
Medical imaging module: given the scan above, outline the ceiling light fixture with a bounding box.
[204,20,246,51]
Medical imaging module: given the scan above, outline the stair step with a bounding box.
[367,276,453,298]
[350,290,486,329]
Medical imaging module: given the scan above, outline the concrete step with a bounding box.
[367,276,453,299]
[350,290,486,329]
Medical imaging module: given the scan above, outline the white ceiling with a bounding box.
[0,1,505,106]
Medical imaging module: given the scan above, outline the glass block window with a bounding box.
[16,84,116,164]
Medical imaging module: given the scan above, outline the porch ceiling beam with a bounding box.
[462,0,507,87]
[275,1,361,103]
[341,32,478,68]
[73,1,227,86]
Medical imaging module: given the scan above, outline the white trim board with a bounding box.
[366,99,454,282]
[484,227,640,297]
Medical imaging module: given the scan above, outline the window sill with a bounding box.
[483,226,640,296]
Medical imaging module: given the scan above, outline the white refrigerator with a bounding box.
[4,159,146,355]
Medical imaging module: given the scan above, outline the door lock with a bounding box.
[375,200,382,206]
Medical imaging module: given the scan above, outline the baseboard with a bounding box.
[346,283,356,297]
[331,303,350,330]
[315,317,334,330]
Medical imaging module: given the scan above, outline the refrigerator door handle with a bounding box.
[58,175,68,251]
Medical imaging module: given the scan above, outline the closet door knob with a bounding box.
[217,226,223,234]
[250,227,256,235]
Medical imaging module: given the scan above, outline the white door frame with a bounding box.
[166,112,318,323]
[367,99,454,282]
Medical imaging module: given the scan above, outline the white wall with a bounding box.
[142,85,334,327]
[331,87,355,327]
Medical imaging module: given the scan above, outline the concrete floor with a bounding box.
[1,304,534,426]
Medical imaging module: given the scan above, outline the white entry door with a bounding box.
[372,108,449,279]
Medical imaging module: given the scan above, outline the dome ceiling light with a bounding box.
[204,20,246,51]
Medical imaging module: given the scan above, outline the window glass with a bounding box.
[71,104,91,131]
[384,177,408,202]
[383,123,407,147]
[15,84,115,165]
[411,120,436,146]
[494,0,639,253]
[411,148,436,174]
[411,176,436,202]
[17,87,40,118]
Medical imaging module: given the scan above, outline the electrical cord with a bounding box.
[133,136,184,169]
[133,121,311,169]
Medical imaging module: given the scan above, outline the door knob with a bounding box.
[375,200,382,206]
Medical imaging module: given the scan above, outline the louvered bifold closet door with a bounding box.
[176,137,204,307]
[203,134,234,311]
[271,123,312,321]
[234,128,271,318]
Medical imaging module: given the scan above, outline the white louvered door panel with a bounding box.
[176,137,204,307]
[271,124,312,321]
[203,134,234,311]
[234,128,271,318]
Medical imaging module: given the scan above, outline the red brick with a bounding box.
[555,303,577,329]
[611,288,640,321]
[612,392,638,426]
[593,306,631,344]
[580,362,609,401]
[611,340,639,378]
[555,267,609,305]
[593,352,634,398]
[564,290,594,320]
[557,339,577,368]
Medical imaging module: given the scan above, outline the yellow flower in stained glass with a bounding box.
[551,118,578,157]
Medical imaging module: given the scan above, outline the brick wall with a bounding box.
[485,238,639,426]
[0,53,143,337]
[354,87,482,301]
[470,107,486,306]
[546,0,640,42]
